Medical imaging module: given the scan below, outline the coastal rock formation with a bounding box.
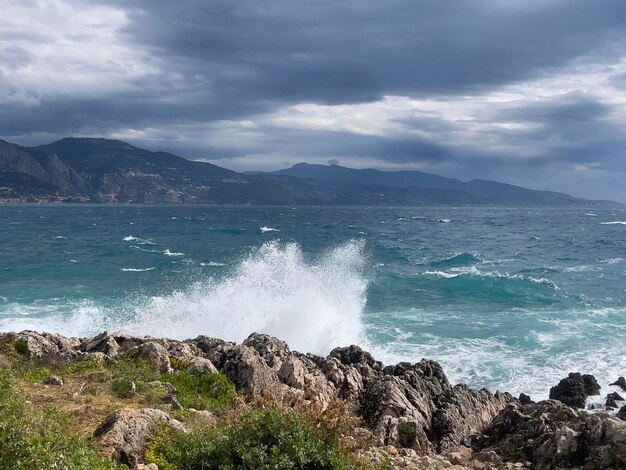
[548,372,601,408]
[94,408,187,467]
[2,329,625,469]
[474,400,626,469]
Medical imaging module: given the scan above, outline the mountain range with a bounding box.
[0,137,603,205]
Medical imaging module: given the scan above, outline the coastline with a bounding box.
[1,330,624,469]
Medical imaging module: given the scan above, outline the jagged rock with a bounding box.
[243,333,292,369]
[135,464,159,470]
[606,397,618,409]
[0,331,79,362]
[128,342,173,374]
[610,376,626,392]
[81,331,144,358]
[476,400,626,469]
[608,391,624,401]
[548,372,601,408]
[441,446,472,466]
[160,340,201,363]
[330,345,382,370]
[94,408,187,467]
[186,357,218,375]
[618,405,626,420]
[433,386,515,451]
[518,393,532,405]
[43,375,64,385]
[221,343,283,397]
[187,335,236,369]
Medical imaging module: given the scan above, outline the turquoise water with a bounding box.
[1,205,625,399]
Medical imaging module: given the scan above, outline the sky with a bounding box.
[1,1,626,201]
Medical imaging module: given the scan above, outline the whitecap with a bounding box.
[200,262,226,267]
[120,267,156,272]
[601,221,626,225]
[123,235,156,245]
[260,226,279,233]
[163,249,185,257]
[438,218,451,223]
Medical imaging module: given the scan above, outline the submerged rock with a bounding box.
[610,376,626,392]
[548,372,601,408]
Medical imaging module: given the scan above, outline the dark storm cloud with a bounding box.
[97,0,626,103]
[490,93,626,167]
[3,0,626,200]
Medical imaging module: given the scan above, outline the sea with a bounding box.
[1,204,625,402]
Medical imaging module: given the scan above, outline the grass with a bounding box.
[146,405,367,470]
[0,371,121,469]
[0,348,374,470]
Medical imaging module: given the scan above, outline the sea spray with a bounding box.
[124,240,368,354]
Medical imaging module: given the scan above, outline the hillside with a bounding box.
[0,137,597,205]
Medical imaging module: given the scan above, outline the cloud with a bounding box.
[1,0,626,200]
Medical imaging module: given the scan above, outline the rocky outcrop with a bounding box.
[475,400,626,469]
[3,329,625,469]
[548,372,601,408]
[94,408,187,467]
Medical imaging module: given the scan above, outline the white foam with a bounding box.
[200,262,226,267]
[123,235,156,245]
[163,249,185,257]
[260,226,280,233]
[438,218,452,223]
[601,221,626,225]
[2,241,368,356]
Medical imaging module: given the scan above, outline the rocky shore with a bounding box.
[0,330,624,469]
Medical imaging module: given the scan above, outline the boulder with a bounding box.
[186,356,218,375]
[548,372,601,408]
[518,393,533,405]
[618,405,626,420]
[433,386,515,451]
[128,342,173,374]
[43,375,64,386]
[81,331,144,358]
[94,408,187,467]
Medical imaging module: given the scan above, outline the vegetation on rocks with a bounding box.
[0,330,624,470]
[0,371,120,469]
[146,405,365,470]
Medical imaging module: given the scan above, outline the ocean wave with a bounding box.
[123,235,156,245]
[601,221,626,225]
[163,249,185,257]
[200,262,226,267]
[3,241,368,355]
[123,241,368,354]
[421,266,559,289]
[429,252,481,268]
[120,267,156,272]
[130,245,161,253]
[260,226,280,233]
[437,218,451,223]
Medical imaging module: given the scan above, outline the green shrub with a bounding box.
[13,339,29,356]
[146,406,364,470]
[112,377,136,399]
[0,373,120,469]
[167,371,238,410]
